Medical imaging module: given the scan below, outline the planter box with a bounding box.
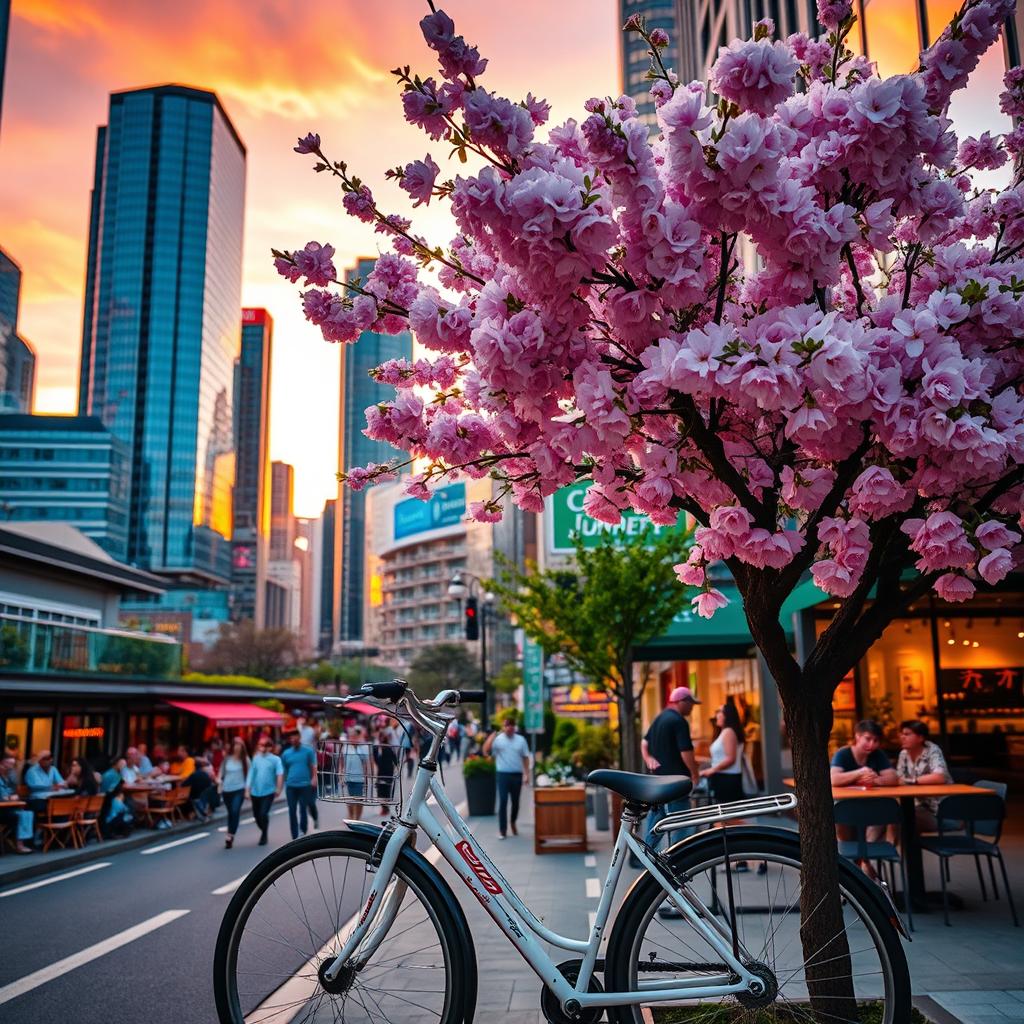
[464,771,496,816]
[533,784,588,854]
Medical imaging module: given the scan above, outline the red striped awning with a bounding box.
[165,700,286,728]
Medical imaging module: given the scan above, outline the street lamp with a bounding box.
[447,571,495,724]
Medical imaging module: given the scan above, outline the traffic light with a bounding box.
[464,595,479,640]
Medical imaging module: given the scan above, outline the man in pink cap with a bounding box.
[641,686,700,851]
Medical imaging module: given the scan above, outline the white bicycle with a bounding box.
[214,681,910,1023]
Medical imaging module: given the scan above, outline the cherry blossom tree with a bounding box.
[276,0,1024,1015]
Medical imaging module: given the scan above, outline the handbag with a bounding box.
[740,752,758,796]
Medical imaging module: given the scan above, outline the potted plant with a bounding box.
[462,754,496,816]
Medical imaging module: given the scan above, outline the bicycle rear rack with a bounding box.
[651,792,797,834]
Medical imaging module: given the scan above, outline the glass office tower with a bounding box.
[620,0,681,130]
[0,248,36,413]
[78,85,246,585]
[334,258,413,645]
[231,308,272,624]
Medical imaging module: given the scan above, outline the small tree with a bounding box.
[491,661,522,700]
[196,621,300,681]
[490,527,694,772]
[406,642,480,695]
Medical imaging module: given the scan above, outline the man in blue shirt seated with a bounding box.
[281,730,318,840]
[24,750,65,817]
[831,719,898,842]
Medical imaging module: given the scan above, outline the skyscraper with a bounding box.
[0,248,36,413]
[266,460,297,630]
[621,0,681,129]
[0,0,10,141]
[231,308,272,624]
[78,85,246,588]
[334,258,413,645]
[317,498,336,655]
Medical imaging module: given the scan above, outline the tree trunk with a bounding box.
[784,688,860,1022]
[618,682,641,773]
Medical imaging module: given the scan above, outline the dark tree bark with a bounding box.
[618,667,642,773]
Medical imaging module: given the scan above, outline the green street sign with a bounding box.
[545,482,688,554]
[523,638,545,735]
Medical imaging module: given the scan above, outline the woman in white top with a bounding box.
[700,702,745,804]
[344,726,371,821]
[218,738,249,849]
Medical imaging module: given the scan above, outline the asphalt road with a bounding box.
[0,792,409,1024]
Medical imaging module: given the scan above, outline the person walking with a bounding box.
[245,736,283,846]
[642,686,700,852]
[344,725,371,820]
[218,738,249,849]
[281,729,318,839]
[483,715,530,840]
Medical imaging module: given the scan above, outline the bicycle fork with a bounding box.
[323,824,411,982]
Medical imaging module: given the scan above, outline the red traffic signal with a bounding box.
[464,595,479,640]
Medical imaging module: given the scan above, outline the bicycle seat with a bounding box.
[587,769,693,806]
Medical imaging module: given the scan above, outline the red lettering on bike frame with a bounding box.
[358,890,377,926]
[455,840,502,895]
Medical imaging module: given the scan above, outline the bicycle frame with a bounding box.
[323,762,762,1011]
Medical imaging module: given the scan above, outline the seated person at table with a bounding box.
[896,720,951,832]
[24,750,66,816]
[101,780,134,838]
[0,752,33,853]
[831,720,898,840]
[68,755,99,795]
[136,743,158,777]
[121,748,144,784]
[101,757,126,794]
[186,758,218,819]
[169,745,196,779]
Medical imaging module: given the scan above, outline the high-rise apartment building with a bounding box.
[78,85,246,588]
[334,258,413,645]
[231,308,272,625]
[621,1,681,129]
[0,0,10,140]
[0,414,129,559]
[0,248,36,414]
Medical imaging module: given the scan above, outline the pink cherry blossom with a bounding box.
[693,588,730,618]
[710,38,798,116]
[978,548,1014,585]
[401,155,441,207]
[933,573,976,602]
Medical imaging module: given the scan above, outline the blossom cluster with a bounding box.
[279,0,1024,620]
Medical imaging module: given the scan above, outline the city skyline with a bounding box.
[0,0,618,517]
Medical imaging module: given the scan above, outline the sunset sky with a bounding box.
[0,0,618,516]
[0,2,1011,518]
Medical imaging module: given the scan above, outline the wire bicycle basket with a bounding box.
[318,739,405,809]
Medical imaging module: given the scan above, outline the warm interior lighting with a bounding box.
[971,641,980,648]
[947,638,956,645]
[962,639,970,646]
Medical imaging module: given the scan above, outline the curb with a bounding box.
[0,810,225,888]
[914,996,965,1024]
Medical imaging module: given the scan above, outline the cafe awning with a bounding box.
[165,700,286,728]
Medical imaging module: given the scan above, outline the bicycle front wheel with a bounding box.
[605,831,911,1024]
[213,831,468,1024]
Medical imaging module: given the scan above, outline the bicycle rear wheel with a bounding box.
[605,830,911,1023]
[213,831,468,1024]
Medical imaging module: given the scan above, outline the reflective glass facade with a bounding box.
[0,248,36,413]
[231,309,272,624]
[0,414,130,559]
[78,86,246,585]
[318,498,336,654]
[621,0,681,130]
[336,258,413,643]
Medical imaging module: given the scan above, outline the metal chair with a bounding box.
[834,798,912,931]
[920,793,1019,927]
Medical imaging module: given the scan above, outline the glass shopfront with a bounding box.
[827,593,1024,780]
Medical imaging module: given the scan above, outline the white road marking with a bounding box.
[0,909,189,1006]
[140,832,209,855]
[218,817,256,833]
[585,877,601,899]
[0,862,111,899]
[212,874,248,896]
[271,807,287,815]
[584,854,596,868]
[245,803,464,1024]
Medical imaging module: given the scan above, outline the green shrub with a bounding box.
[462,755,496,778]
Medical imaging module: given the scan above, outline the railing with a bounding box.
[0,613,182,679]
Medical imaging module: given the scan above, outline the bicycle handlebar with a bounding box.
[360,681,408,701]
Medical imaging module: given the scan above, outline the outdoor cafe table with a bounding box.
[0,799,25,808]
[784,779,989,911]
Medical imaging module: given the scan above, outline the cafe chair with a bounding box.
[76,793,105,846]
[834,798,912,932]
[920,793,1019,928]
[40,795,83,852]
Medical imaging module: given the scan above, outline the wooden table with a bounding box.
[784,780,988,910]
[0,799,26,808]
